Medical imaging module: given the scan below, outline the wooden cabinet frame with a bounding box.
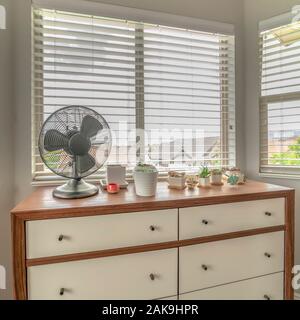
[11,181,294,300]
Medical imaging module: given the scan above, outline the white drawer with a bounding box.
[179,231,284,293]
[179,198,284,240]
[179,273,284,300]
[27,248,177,300]
[26,209,177,258]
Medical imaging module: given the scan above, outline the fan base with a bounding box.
[53,179,99,199]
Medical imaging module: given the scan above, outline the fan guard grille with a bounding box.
[38,106,112,179]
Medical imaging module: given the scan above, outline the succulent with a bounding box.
[199,166,211,178]
[211,168,223,175]
[134,163,157,173]
[227,174,239,185]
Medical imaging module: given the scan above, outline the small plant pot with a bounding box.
[210,174,223,186]
[227,174,239,187]
[198,177,211,188]
[168,176,186,190]
[133,171,158,196]
[237,173,246,185]
[186,175,198,190]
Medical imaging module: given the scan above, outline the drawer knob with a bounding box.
[264,252,271,258]
[201,264,208,271]
[58,235,64,241]
[149,225,156,231]
[202,219,209,225]
[264,294,271,300]
[149,273,156,281]
[265,212,272,217]
[59,288,65,296]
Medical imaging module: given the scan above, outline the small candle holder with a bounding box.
[107,183,120,194]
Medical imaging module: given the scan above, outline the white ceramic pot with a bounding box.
[199,177,210,188]
[210,174,223,185]
[133,171,158,196]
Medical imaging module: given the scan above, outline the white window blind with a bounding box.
[32,7,236,180]
[260,21,300,175]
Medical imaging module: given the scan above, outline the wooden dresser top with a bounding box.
[11,180,293,220]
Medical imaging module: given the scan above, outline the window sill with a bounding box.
[259,172,300,181]
[31,173,169,187]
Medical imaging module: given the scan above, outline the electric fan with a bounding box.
[39,106,112,199]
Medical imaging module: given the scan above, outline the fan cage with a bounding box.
[38,106,112,179]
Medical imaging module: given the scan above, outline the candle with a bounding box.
[107,183,120,194]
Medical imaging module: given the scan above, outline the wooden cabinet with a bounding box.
[11,180,294,300]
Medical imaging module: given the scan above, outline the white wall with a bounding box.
[7,0,245,299]
[244,0,300,274]
[0,0,14,300]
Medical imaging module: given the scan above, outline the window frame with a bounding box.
[259,13,300,177]
[31,1,236,183]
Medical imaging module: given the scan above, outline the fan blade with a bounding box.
[80,115,103,138]
[76,154,96,174]
[44,129,69,152]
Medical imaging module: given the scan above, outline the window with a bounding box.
[32,7,235,180]
[260,20,300,176]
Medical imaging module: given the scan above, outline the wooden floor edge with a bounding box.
[26,225,285,267]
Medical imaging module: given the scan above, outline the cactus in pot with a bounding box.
[198,166,211,188]
[133,163,158,196]
[210,168,223,186]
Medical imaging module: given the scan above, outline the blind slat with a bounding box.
[34,67,233,82]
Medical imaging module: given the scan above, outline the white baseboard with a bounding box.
[294,292,300,300]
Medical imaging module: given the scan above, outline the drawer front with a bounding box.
[179,273,284,300]
[28,248,177,300]
[179,231,284,293]
[179,198,284,240]
[26,209,177,258]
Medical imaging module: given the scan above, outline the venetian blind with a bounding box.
[32,8,235,180]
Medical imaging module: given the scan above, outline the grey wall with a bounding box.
[0,0,14,300]
[244,0,300,279]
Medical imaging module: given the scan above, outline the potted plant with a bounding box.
[186,175,198,190]
[227,174,239,186]
[133,163,158,196]
[210,168,223,186]
[225,167,246,185]
[198,166,211,188]
[167,171,186,190]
